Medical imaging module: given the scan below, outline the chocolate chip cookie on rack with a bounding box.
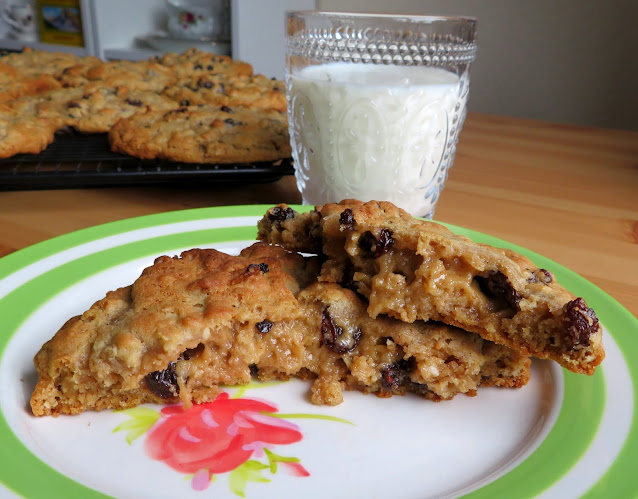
[257,200,605,375]
[162,73,287,112]
[154,48,253,79]
[58,58,178,92]
[0,101,59,157]
[0,62,60,104]
[56,85,180,134]
[0,46,100,78]
[0,87,91,157]
[0,47,289,163]
[109,105,291,164]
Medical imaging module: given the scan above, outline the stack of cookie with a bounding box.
[30,200,604,416]
[0,47,290,164]
[258,201,605,376]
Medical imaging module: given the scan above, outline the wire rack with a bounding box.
[0,133,295,190]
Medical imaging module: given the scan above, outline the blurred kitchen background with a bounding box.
[0,0,636,131]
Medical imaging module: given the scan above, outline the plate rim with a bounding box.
[0,205,636,498]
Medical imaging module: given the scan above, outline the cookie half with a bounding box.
[257,200,605,375]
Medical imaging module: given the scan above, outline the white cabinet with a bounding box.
[0,0,315,78]
[230,0,315,79]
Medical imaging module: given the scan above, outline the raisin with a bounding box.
[564,298,599,347]
[125,98,142,106]
[408,381,431,396]
[358,231,376,253]
[194,64,203,70]
[246,262,269,275]
[400,356,417,372]
[475,271,521,310]
[220,105,233,113]
[180,99,190,106]
[381,358,416,392]
[320,308,361,353]
[268,206,296,223]
[528,268,553,284]
[256,319,273,333]
[380,364,405,390]
[145,362,179,398]
[67,101,81,108]
[376,229,395,256]
[339,209,355,230]
[200,80,214,89]
[538,269,553,284]
[249,364,259,376]
[358,229,394,257]
[167,107,188,116]
[181,343,204,360]
[224,118,241,125]
[207,64,214,70]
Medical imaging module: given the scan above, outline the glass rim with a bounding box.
[286,10,478,24]
[285,10,477,67]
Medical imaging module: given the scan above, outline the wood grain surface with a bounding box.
[1,112,637,318]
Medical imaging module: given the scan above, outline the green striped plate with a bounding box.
[0,205,635,498]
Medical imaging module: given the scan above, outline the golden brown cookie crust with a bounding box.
[109,105,291,164]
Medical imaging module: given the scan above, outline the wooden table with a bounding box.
[1,112,637,318]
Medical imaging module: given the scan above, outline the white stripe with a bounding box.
[536,329,633,498]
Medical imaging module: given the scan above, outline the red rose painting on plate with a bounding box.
[113,387,351,496]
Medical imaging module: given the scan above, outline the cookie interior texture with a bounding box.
[257,200,605,375]
[30,243,530,417]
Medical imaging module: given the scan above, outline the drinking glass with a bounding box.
[285,11,477,218]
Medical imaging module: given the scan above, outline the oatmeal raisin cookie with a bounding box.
[31,243,529,416]
[257,200,605,375]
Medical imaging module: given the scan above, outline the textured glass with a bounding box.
[285,12,477,218]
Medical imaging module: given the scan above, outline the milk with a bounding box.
[286,63,467,217]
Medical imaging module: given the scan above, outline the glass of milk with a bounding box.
[285,12,477,218]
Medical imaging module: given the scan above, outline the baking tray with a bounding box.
[0,133,295,191]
